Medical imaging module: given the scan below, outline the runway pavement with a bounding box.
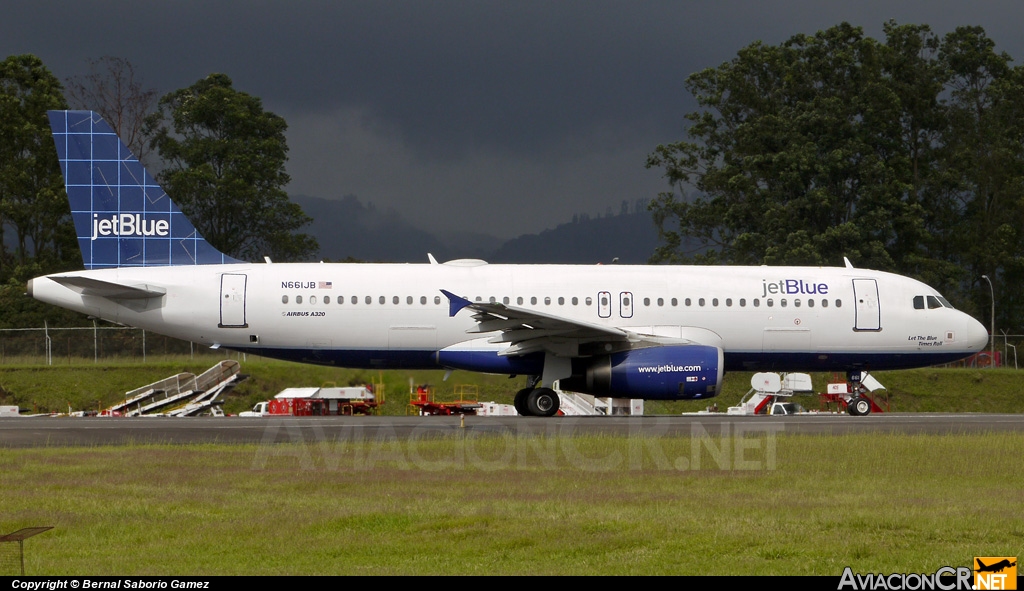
[1,413,1023,447]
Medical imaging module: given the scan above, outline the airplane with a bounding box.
[976,559,1016,573]
[28,110,990,416]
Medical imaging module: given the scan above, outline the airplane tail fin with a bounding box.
[47,110,240,269]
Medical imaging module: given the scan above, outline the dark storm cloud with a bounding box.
[4,1,1024,238]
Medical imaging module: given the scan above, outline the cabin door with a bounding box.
[852,278,880,331]
[219,273,248,328]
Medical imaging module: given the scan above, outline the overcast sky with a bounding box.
[4,1,1024,238]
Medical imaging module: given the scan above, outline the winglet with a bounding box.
[440,289,473,317]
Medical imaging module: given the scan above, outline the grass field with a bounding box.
[1,432,1022,575]
[1,355,1023,415]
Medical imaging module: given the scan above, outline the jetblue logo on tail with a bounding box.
[91,214,170,241]
[48,110,240,268]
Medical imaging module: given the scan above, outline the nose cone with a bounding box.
[964,314,989,351]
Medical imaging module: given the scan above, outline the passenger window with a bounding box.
[767,299,773,307]
[544,297,551,305]
[558,297,565,305]
[311,296,317,304]
[531,297,538,305]
[393,296,400,305]
[407,296,413,304]
[365,296,372,304]
[324,296,330,304]
[434,296,441,305]
[503,296,510,304]
[726,298,732,307]
[699,298,705,306]
[421,296,427,305]
[572,297,578,305]
[835,299,842,308]
[781,299,786,307]
[518,297,524,305]
[739,298,746,307]
[586,297,593,306]
[657,298,664,306]
[644,297,651,306]
[296,295,303,304]
[282,295,288,304]
[380,296,386,305]
[671,298,678,306]
[807,299,814,308]
[753,299,760,307]
[685,298,692,306]
[821,299,828,308]
[352,296,358,304]
[712,298,719,307]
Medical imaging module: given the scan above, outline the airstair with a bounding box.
[727,372,814,415]
[553,382,644,416]
[105,360,244,417]
[165,361,243,416]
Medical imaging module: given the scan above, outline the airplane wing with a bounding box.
[49,275,167,300]
[441,289,695,357]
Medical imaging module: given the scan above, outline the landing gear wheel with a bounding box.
[848,396,871,416]
[514,388,533,416]
[527,387,560,417]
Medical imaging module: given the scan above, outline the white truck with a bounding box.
[767,401,807,415]
[239,401,269,417]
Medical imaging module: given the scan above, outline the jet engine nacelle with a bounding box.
[560,345,724,400]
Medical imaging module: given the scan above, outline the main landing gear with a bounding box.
[514,386,561,417]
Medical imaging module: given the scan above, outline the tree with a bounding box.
[647,23,938,271]
[0,54,77,282]
[646,22,1024,331]
[144,74,318,262]
[933,27,1024,329]
[64,56,158,165]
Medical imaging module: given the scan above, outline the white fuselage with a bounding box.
[29,261,989,373]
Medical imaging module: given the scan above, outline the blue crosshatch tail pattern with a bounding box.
[47,110,241,269]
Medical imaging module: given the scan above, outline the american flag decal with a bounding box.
[319,281,333,289]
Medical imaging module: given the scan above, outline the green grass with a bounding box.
[1,356,1022,415]
[1,432,1022,575]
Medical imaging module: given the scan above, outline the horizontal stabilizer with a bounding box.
[50,275,166,300]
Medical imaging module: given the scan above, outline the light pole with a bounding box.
[981,275,995,367]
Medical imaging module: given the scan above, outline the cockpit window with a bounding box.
[916,294,955,310]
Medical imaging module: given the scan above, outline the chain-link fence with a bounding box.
[0,324,209,365]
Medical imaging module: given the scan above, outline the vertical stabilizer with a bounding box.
[47,110,240,268]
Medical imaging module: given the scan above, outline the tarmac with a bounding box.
[1,413,1023,447]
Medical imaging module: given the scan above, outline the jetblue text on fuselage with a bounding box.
[761,279,829,298]
[91,214,170,241]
